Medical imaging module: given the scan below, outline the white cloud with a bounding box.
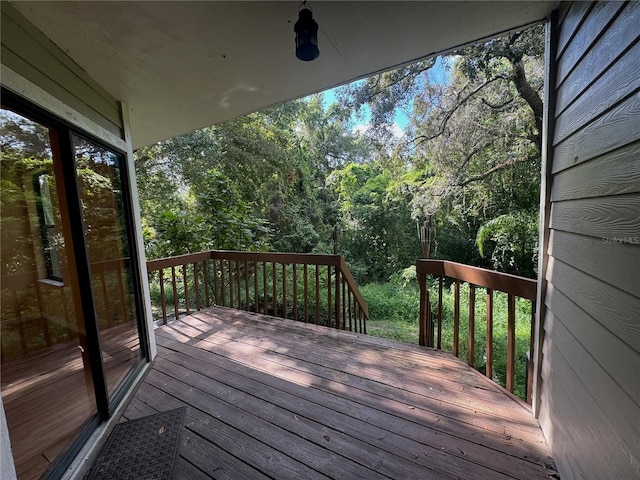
[352,123,370,135]
[390,122,404,138]
[352,122,404,138]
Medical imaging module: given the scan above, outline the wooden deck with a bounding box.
[123,306,553,480]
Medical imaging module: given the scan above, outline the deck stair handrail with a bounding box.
[146,250,368,334]
[417,259,537,403]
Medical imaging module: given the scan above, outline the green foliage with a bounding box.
[329,163,421,283]
[476,211,539,277]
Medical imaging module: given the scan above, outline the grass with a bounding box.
[360,268,421,344]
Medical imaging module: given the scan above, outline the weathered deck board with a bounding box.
[125,306,553,480]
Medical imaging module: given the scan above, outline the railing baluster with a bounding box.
[263,261,267,314]
[60,287,74,340]
[486,288,493,379]
[204,260,211,308]
[304,264,309,322]
[269,262,275,316]
[293,264,298,322]
[340,277,347,330]
[228,260,235,308]
[236,260,242,310]
[453,279,460,357]
[194,263,201,311]
[468,284,475,367]
[253,261,258,313]
[182,264,190,314]
[100,271,111,326]
[159,269,167,325]
[213,259,219,305]
[507,293,516,393]
[282,263,287,319]
[116,265,127,322]
[334,266,341,329]
[220,260,226,306]
[244,260,249,312]
[315,266,320,325]
[171,266,179,321]
[348,288,353,331]
[327,265,332,328]
[236,259,240,309]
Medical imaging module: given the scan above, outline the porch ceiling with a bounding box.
[10,1,558,149]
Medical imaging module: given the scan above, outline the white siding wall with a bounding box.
[538,2,640,479]
[1,3,123,140]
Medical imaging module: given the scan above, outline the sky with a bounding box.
[319,56,451,137]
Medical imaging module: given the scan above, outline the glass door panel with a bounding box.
[1,109,97,480]
[72,135,142,397]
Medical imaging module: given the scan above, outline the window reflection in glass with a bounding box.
[72,135,142,397]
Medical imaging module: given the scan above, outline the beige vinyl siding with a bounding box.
[539,2,640,479]
[1,3,123,139]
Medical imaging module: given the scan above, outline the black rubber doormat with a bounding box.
[86,407,186,480]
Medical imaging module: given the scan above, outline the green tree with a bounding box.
[339,24,544,274]
[329,162,421,282]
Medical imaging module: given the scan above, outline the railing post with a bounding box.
[437,276,443,349]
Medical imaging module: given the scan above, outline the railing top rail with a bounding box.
[210,250,342,266]
[416,259,537,301]
[146,251,214,271]
[146,250,344,272]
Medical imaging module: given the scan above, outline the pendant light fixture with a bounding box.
[294,2,319,61]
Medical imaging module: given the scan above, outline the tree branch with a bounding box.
[481,96,514,109]
[455,156,531,187]
[413,74,509,146]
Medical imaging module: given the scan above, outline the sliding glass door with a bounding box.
[72,135,143,397]
[1,93,147,479]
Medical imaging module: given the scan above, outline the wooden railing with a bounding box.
[146,250,368,334]
[417,259,537,403]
